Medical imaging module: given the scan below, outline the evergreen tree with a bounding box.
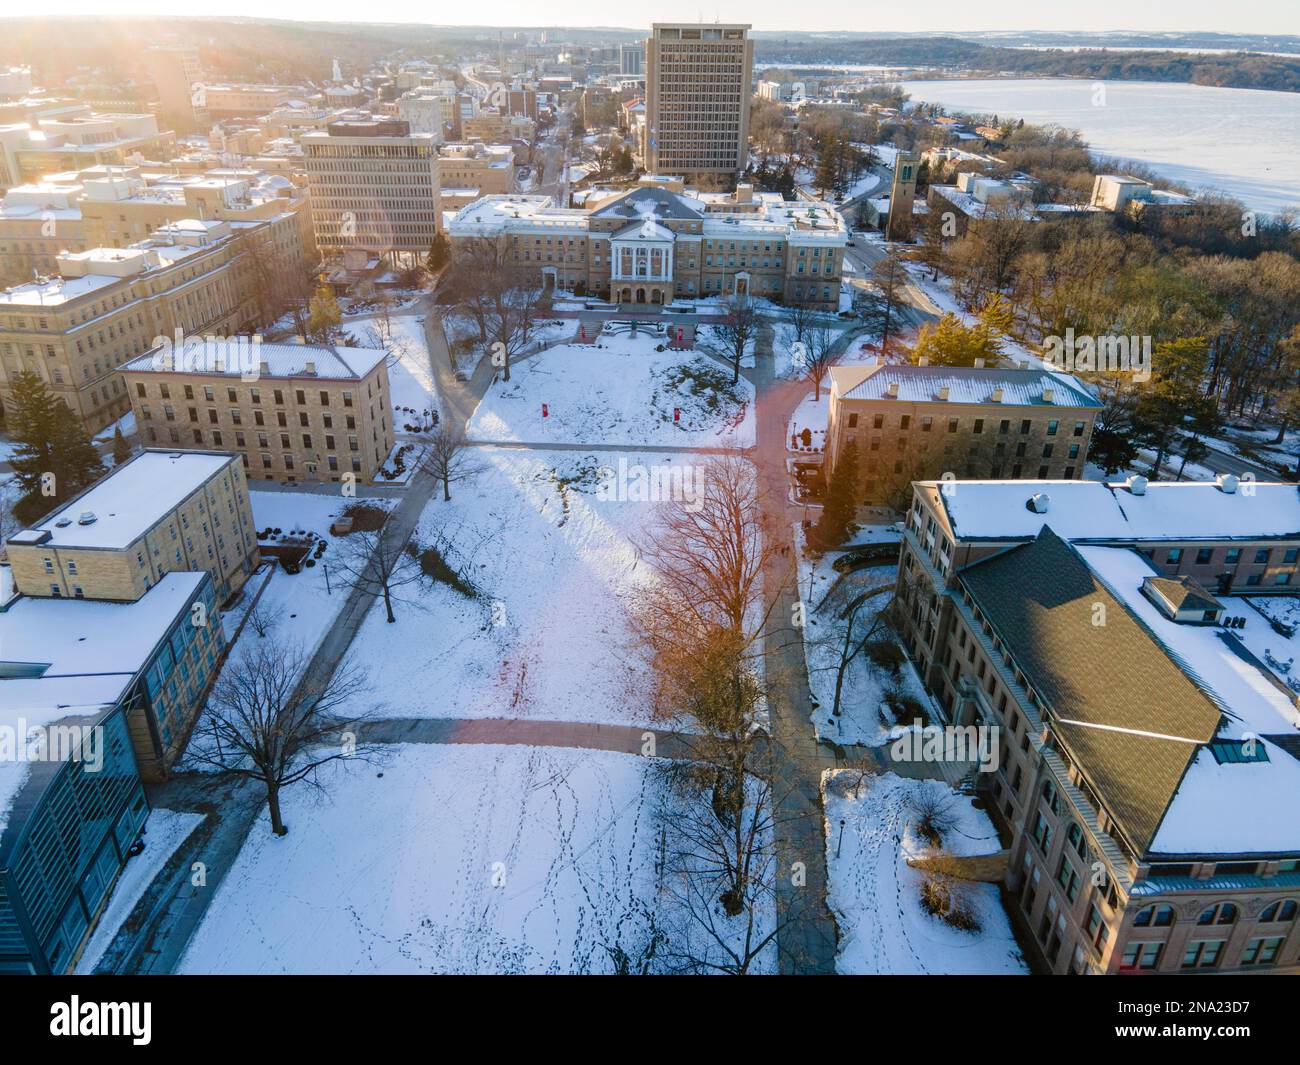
[111,422,131,465]
[1133,338,1214,476]
[8,371,104,523]
[426,232,450,274]
[909,312,1002,367]
[813,440,860,551]
[308,283,342,342]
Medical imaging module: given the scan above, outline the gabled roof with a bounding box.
[611,218,676,242]
[1143,575,1222,616]
[590,185,702,222]
[959,527,1222,854]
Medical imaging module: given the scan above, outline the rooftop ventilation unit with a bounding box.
[989,387,1003,403]
[937,386,950,401]
[1217,473,1239,494]
[885,381,899,398]
[1042,387,1054,403]
[1026,493,1050,514]
[1126,475,1148,496]
[77,511,98,525]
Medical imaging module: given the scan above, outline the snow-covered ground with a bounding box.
[346,447,678,726]
[797,546,933,746]
[343,314,439,426]
[178,744,669,974]
[76,809,204,973]
[468,334,755,448]
[232,490,385,655]
[824,771,1027,974]
[182,490,395,770]
[787,390,828,454]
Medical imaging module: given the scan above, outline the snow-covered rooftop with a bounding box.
[123,340,387,382]
[833,363,1100,408]
[0,572,204,838]
[934,479,1300,543]
[19,451,237,550]
[1080,545,1300,855]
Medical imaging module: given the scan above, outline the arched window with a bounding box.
[1133,904,1174,928]
[1259,899,1298,923]
[1197,902,1239,926]
[1066,822,1089,860]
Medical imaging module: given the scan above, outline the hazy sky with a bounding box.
[25,2,1300,35]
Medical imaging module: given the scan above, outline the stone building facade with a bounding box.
[119,341,395,485]
[892,477,1300,974]
[826,362,1101,508]
[448,180,846,309]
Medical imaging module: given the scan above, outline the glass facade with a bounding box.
[0,708,147,974]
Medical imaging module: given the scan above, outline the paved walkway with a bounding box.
[345,715,699,760]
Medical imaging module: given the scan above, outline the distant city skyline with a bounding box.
[14,3,1300,35]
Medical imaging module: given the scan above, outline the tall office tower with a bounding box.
[146,45,206,133]
[302,117,440,268]
[619,43,645,77]
[644,23,752,184]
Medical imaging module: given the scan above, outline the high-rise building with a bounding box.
[146,45,206,134]
[644,23,752,183]
[619,43,644,77]
[302,117,439,267]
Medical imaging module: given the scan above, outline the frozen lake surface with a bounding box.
[902,77,1300,215]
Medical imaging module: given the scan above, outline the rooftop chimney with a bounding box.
[918,356,929,366]
[259,359,270,377]
[304,360,317,376]
[886,381,899,398]
[937,386,950,401]
[1042,387,1054,402]
[989,387,1004,403]
[973,357,985,368]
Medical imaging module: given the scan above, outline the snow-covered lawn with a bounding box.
[824,771,1027,975]
[178,744,668,974]
[233,490,391,656]
[182,491,395,770]
[798,552,933,746]
[76,809,204,973]
[787,390,828,454]
[468,334,755,448]
[347,447,679,725]
[343,314,439,426]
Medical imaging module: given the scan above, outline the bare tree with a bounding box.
[190,642,375,835]
[801,322,837,401]
[811,582,895,720]
[420,425,485,502]
[238,231,313,336]
[700,293,761,385]
[788,294,816,346]
[245,599,275,639]
[442,238,544,382]
[631,456,798,972]
[656,755,784,975]
[333,526,426,623]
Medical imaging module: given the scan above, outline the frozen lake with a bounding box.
[901,78,1300,215]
